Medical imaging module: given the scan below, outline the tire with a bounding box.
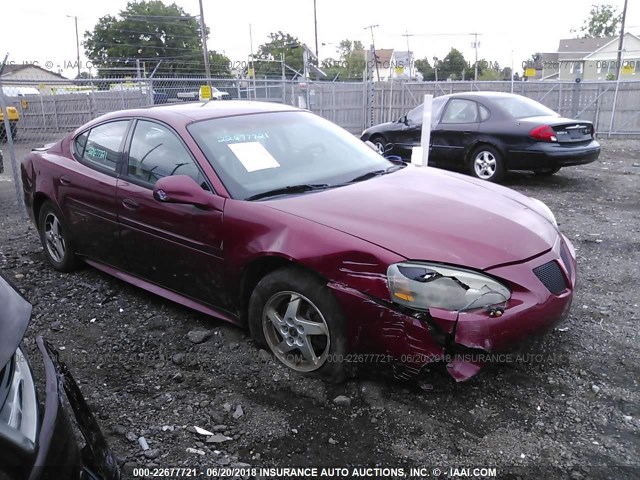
[248,266,347,383]
[534,167,561,176]
[469,145,505,182]
[38,201,78,272]
[369,135,387,156]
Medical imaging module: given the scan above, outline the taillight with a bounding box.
[530,125,557,142]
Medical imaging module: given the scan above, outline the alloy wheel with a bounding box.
[262,291,331,372]
[44,213,66,263]
[473,150,497,180]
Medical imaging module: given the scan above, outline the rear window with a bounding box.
[493,96,558,119]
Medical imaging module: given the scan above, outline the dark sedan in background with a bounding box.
[0,272,120,479]
[361,92,600,182]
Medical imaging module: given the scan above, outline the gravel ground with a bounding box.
[1,139,639,480]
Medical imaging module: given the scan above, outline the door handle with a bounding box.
[122,198,140,210]
[59,175,71,185]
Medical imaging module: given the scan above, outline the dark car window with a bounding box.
[441,99,479,124]
[127,120,209,188]
[479,104,491,121]
[405,97,447,125]
[82,121,129,172]
[492,96,558,118]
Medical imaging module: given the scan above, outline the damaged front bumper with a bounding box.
[329,235,576,382]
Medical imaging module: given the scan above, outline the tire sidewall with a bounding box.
[38,201,76,272]
[248,266,347,383]
[470,145,504,182]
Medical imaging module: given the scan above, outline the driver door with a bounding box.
[116,119,226,308]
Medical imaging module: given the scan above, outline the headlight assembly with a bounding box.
[387,262,511,312]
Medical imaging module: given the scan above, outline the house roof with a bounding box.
[365,48,395,67]
[557,37,615,60]
[0,64,70,80]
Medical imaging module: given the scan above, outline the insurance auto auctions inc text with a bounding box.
[250,466,497,478]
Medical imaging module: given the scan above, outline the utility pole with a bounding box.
[313,0,319,60]
[615,0,628,80]
[364,24,380,81]
[471,33,480,81]
[66,15,81,78]
[198,0,212,85]
[402,30,413,78]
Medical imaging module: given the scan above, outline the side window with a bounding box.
[479,104,491,122]
[82,121,129,172]
[74,131,89,157]
[440,99,479,124]
[406,105,423,124]
[127,120,208,189]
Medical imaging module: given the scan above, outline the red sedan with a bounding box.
[21,101,576,383]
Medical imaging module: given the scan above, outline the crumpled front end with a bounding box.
[329,234,576,382]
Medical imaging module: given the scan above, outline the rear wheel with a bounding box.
[248,266,347,383]
[38,201,78,272]
[469,145,504,182]
[534,167,561,176]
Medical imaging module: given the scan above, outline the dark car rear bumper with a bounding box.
[31,337,121,480]
[507,141,600,170]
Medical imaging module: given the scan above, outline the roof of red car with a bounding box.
[102,100,300,123]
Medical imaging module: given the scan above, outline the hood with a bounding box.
[264,166,558,270]
[0,273,32,367]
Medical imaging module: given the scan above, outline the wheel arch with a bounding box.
[238,254,328,323]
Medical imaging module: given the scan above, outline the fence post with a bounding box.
[571,81,581,118]
[0,91,27,218]
[594,85,601,133]
[52,95,60,132]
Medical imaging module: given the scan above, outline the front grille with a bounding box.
[0,357,13,408]
[560,244,572,279]
[533,261,568,295]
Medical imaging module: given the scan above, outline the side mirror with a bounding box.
[399,115,408,125]
[153,175,213,209]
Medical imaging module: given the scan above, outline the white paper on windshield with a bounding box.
[227,142,280,172]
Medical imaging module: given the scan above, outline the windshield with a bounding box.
[492,95,558,119]
[188,111,394,200]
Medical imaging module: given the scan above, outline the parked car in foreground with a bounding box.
[22,101,576,383]
[361,92,600,182]
[0,272,120,479]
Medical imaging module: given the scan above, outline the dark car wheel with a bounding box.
[248,266,347,383]
[369,135,387,155]
[534,167,561,176]
[469,145,504,182]
[38,201,78,272]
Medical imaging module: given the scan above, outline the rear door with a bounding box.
[60,120,131,268]
[431,99,480,166]
[116,119,226,308]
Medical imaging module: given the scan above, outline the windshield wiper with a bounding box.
[246,183,330,201]
[346,163,406,184]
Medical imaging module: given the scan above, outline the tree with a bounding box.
[414,58,435,81]
[319,39,366,81]
[252,31,303,79]
[209,51,232,77]
[84,1,227,77]
[439,48,468,80]
[574,3,622,38]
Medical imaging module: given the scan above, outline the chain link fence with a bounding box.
[2,75,640,210]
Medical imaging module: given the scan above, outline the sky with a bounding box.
[1,0,639,78]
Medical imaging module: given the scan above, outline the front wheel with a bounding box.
[248,266,347,383]
[38,201,78,272]
[469,145,505,182]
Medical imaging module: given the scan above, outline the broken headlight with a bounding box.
[387,262,511,312]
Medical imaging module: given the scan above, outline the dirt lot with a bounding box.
[1,139,639,480]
